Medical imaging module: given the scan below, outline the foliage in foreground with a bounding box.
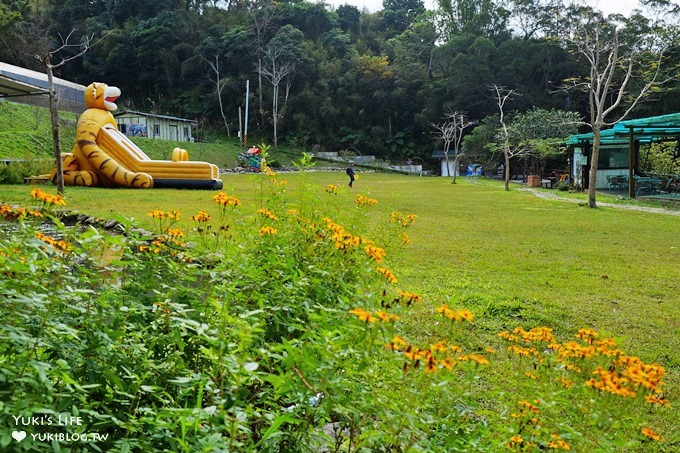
[0,179,672,451]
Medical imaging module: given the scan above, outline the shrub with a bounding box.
[0,159,52,184]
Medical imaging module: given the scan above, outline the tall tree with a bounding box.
[432,110,475,183]
[562,9,674,207]
[14,14,96,193]
[491,84,522,191]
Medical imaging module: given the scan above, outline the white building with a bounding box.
[114,110,197,142]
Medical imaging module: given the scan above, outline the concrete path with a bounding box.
[521,188,680,216]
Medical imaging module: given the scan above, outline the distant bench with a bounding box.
[24,176,50,185]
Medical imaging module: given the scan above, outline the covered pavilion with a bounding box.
[566,113,680,198]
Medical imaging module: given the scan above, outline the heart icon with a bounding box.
[12,431,26,442]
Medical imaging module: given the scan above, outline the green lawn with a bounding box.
[1,173,678,448]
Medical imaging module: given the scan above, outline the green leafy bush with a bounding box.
[0,159,52,184]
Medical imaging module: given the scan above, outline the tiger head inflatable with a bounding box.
[84,82,121,111]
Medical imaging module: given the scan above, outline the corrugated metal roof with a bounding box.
[566,113,680,146]
[0,62,85,103]
[115,110,197,124]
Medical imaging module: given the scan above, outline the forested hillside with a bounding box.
[1,0,678,162]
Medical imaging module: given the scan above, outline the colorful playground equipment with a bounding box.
[237,147,262,172]
[45,82,222,190]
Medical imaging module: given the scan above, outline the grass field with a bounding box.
[1,173,678,449]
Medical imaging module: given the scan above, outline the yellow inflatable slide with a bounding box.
[47,82,223,190]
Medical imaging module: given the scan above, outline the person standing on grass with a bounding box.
[346,161,356,187]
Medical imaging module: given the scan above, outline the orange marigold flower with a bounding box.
[461,354,489,365]
[403,345,421,361]
[508,345,538,358]
[354,194,378,206]
[385,335,408,351]
[31,188,66,206]
[165,227,184,238]
[425,354,437,373]
[547,437,571,450]
[257,208,279,221]
[641,427,662,441]
[376,266,398,283]
[348,307,377,323]
[506,435,526,449]
[440,357,456,370]
[364,245,386,262]
[191,210,211,223]
[557,377,574,388]
[148,209,180,220]
[213,192,241,207]
[435,304,474,322]
[259,226,278,236]
[518,400,540,413]
[398,291,421,305]
[576,328,599,344]
[375,310,400,322]
[400,232,412,245]
[148,209,165,219]
[513,326,555,344]
[644,394,669,406]
[429,340,449,353]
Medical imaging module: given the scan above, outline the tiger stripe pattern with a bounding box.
[64,82,153,188]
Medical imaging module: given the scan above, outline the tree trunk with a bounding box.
[587,126,601,208]
[452,154,462,184]
[46,64,64,194]
[272,83,278,148]
[504,151,510,191]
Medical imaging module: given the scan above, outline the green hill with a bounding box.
[0,99,310,167]
[0,99,314,184]
[0,99,246,164]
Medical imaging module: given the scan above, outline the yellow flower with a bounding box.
[325,184,339,194]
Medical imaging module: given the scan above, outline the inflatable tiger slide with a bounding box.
[44,82,223,190]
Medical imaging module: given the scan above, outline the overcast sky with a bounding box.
[322,0,675,17]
